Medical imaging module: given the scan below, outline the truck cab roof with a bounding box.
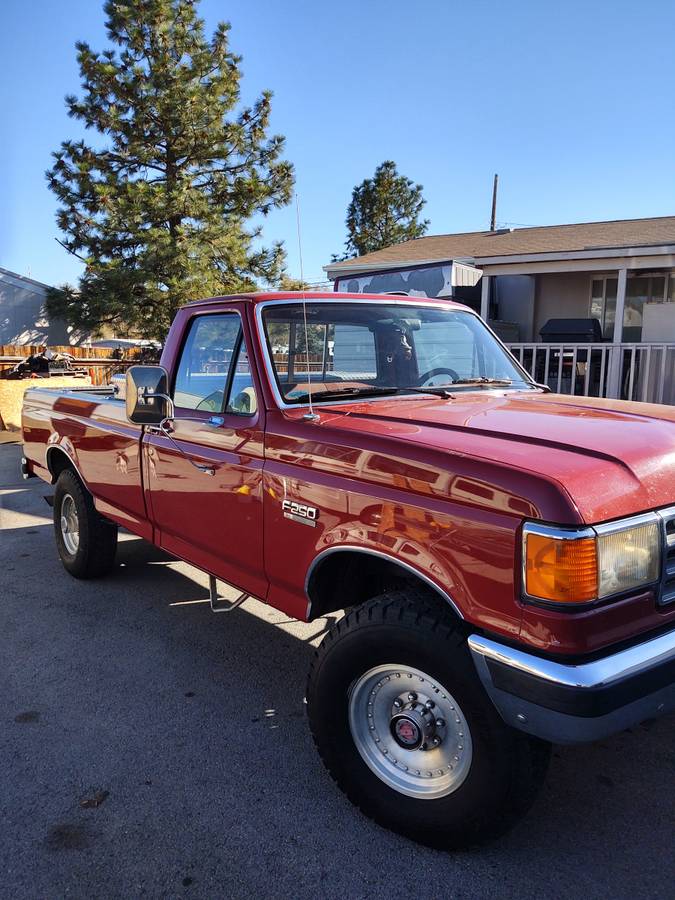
[181,291,469,310]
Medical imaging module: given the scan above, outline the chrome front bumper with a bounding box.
[469,630,675,744]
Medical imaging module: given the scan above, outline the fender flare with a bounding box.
[46,443,87,488]
[304,545,464,621]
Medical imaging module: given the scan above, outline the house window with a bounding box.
[590,277,617,339]
[591,273,674,341]
[624,275,669,341]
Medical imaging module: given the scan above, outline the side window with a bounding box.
[227,342,258,415]
[174,314,240,412]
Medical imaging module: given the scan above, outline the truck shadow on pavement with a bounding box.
[1,477,674,896]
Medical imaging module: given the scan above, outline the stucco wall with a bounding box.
[0,270,77,345]
[532,271,591,340]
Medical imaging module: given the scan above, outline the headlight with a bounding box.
[523,515,661,604]
[595,518,661,598]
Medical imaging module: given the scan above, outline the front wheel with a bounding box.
[53,468,118,578]
[307,592,551,849]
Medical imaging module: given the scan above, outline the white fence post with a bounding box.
[606,268,628,399]
[505,340,675,405]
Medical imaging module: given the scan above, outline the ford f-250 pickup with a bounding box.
[21,292,675,849]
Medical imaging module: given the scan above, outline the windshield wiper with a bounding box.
[288,379,521,404]
[288,386,403,403]
[288,385,456,403]
[450,377,513,387]
[404,387,455,398]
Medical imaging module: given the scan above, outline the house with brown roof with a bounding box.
[324,216,675,402]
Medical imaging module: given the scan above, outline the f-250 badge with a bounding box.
[282,499,318,526]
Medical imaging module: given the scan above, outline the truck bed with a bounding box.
[22,384,151,538]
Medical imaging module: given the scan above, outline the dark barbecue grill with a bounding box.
[536,318,604,394]
[539,318,604,343]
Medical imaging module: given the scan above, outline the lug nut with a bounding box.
[435,718,445,728]
[393,698,403,709]
[407,691,417,702]
[425,700,435,710]
[432,736,442,746]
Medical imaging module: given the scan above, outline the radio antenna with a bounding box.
[296,193,318,421]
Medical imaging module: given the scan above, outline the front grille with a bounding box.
[658,508,675,606]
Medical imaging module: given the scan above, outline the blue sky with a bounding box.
[2,0,674,288]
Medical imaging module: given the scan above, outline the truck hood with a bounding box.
[319,390,675,524]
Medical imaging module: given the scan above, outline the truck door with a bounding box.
[143,308,267,599]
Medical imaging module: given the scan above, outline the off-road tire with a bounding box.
[307,591,551,849]
[53,468,118,578]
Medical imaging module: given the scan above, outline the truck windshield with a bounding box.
[261,301,533,405]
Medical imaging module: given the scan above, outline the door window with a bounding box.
[174,314,257,415]
[226,342,258,415]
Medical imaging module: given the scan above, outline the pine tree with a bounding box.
[334,161,429,261]
[278,275,309,291]
[47,0,294,339]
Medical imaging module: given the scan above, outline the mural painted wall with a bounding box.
[335,263,453,298]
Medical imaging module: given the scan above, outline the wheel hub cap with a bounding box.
[391,714,422,749]
[60,494,79,555]
[390,699,439,750]
[348,664,473,800]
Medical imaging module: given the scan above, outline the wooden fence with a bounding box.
[0,344,121,358]
[271,352,326,375]
[0,345,142,386]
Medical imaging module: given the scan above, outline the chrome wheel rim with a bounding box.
[348,664,472,799]
[60,494,79,555]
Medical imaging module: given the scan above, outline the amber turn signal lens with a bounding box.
[525,533,598,603]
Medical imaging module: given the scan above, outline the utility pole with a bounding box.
[490,173,498,232]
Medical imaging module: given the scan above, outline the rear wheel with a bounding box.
[53,468,118,578]
[307,592,551,849]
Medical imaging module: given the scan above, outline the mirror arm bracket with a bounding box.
[142,389,175,420]
[145,415,216,476]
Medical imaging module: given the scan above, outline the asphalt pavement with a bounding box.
[1,439,673,899]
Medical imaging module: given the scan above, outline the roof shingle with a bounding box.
[325,215,675,272]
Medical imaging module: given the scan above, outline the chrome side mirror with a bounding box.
[125,365,174,425]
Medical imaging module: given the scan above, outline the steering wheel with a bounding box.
[418,367,459,387]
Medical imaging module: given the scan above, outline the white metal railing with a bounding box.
[506,342,675,405]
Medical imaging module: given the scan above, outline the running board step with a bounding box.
[209,575,248,614]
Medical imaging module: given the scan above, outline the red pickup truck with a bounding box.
[21,292,675,849]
